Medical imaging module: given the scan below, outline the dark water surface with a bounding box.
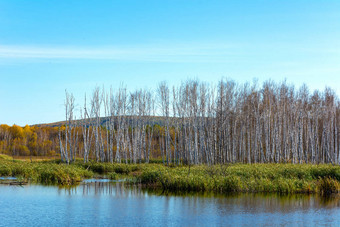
[0,181,339,227]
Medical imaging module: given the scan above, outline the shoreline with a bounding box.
[0,158,339,195]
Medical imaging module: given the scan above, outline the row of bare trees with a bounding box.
[59,79,340,165]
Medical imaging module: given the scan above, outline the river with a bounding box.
[0,180,339,226]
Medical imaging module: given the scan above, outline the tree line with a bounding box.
[0,124,58,157]
[58,79,340,165]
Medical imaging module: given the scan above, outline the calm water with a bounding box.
[0,181,339,227]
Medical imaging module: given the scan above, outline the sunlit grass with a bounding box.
[0,154,13,161]
[0,159,93,184]
[136,163,340,194]
[0,158,339,194]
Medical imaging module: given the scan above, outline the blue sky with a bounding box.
[0,0,339,126]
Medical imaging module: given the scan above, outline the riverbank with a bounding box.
[0,157,339,194]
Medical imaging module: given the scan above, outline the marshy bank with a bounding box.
[0,157,340,195]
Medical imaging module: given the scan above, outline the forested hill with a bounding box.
[33,116,168,128]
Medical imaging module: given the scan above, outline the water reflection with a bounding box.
[0,182,339,226]
[58,182,340,211]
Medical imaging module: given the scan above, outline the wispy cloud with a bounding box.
[1,42,338,64]
[0,43,237,62]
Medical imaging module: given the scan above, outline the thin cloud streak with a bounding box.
[0,44,238,62]
[1,43,337,64]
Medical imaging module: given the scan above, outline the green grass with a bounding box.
[136,163,340,194]
[0,158,340,194]
[0,159,93,184]
[0,154,13,161]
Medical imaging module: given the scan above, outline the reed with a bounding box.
[0,160,93,184]
[137,163,340,194]
[1,158,340,194]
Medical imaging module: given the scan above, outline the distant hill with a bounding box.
[33,116,169,128]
